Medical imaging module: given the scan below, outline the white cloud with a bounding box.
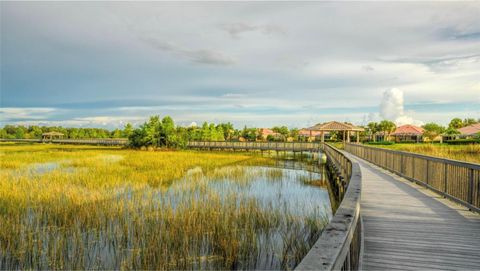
[220,22,284,38]
[379,88,423,126]
[0,107,57,122]
[141,37,235,66]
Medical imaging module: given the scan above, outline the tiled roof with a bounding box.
[258,128,279,136]
[457,123,480,136]
[391,125,424,135]
[299,129,324,136]
[307,121,364,131]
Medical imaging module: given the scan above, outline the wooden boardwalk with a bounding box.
[345,154,480,270]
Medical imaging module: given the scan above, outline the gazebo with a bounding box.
[42,131,64,140]
[305,121,364,143]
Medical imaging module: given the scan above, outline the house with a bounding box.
[258,128,281,141]
[391,125,424,143]
[457,123,480,139]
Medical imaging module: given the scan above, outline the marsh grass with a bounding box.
[374,143,480,164]
[0,143,330,270]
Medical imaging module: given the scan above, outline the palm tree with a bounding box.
[379,120,396,142]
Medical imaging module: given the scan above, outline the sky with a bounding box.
[1,2,479,129]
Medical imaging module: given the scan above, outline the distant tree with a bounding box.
[463,118,478,127]
[216,122,235,141]
[15,126,26,139]
[422,123,445,142]
[161,116,175,146]
[448,118,463,129]
[241,126,258,141]
[272,126,289,141]
[444,127,460,136]
[367,122,380,141]
[123,123,134,138]
[289,128,300,140]
[378,120,396,141]
[0,128,7,139]
[111,129,123,138]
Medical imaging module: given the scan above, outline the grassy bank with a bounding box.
[367,143,480,164]
[0,143,329,269]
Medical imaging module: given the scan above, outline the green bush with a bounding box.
[445,139,480,145]
[366,141,395,145]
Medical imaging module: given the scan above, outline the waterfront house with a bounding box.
[391,125,424,143]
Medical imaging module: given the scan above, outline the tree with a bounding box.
[272,126,289,141]
[289,128,300,141]
[161,116,175,146]
[15,126,26,139]
[123,123,134,138]
[111,129,123,138]
[448,118,463,129]
[367,122,379,141]
[422,123,445,142]
[463,118,478,127]
[216,122,235,141]
[241,126,257,141]
[444,127,460,140]
[378,120,396,141]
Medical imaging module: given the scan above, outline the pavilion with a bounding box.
[42,131,65,140]
[305,121,364,143]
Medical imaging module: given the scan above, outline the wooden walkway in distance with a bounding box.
[345,153,480,271]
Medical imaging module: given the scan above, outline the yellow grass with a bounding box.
[0,143,328,270]
[372,143,480,164]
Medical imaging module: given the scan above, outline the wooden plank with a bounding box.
[344,152,480,270]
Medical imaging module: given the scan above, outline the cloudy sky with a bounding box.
[1,2,479,129]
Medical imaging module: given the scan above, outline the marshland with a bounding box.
[0,142,334,270]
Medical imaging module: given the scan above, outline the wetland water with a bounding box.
[1,152,335,270]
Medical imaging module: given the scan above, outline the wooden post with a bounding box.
[321,131,325,143]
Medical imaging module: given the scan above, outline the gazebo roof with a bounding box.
[306,121,364,132]
[42,131,64,136]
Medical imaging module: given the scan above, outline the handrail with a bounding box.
[187,141,323,151]
[188,141,364,270]
[296,144,362,270]
[345,143,479,213]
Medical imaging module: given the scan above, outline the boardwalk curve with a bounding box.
[344,153,480,270]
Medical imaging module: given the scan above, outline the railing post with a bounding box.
[468,168,474,205]
[444,163,448,193]
[426,160,430,186]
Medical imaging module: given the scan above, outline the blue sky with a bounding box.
[1,2,479,129]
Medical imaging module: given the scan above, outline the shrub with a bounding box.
[445,139,480,145]
[367,141,395,145]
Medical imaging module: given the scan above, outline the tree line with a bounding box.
[2,116,479,147]
[0,125,131,140]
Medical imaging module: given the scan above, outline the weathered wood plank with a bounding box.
[344,153,480,270]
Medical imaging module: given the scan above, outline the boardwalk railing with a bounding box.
[187,141,322,152]
[296,144,362,270]
[345,143,480,212]
[0,138,128,146]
